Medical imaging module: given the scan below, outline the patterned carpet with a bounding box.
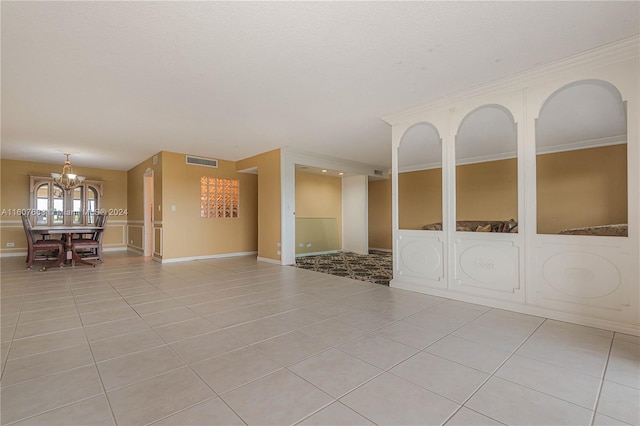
[295,250,392,285]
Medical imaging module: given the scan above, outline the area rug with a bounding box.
[295,250,392,285]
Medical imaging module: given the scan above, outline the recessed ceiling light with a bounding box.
[339,172,344,176]
[321,169,327,173]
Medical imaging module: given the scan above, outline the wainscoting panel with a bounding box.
[393,231,445,289]
[452,234,523,302]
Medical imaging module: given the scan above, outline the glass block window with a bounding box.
[200,177,239,218]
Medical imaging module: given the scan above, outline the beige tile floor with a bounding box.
[1,252,638,426]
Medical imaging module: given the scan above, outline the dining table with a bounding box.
[31,225,105,267]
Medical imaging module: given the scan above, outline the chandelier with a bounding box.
[51,153,85,191]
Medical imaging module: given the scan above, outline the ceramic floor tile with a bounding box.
[11,395,115,426]
[496,353,602,409]
[298,318,366,346]
[225,315,295,345]
[335,309,398,332]
[0,365,104,425]
[80,306,140,326]
[7,328,87,360]
[466,377,593,425]
[222,369,333,426]
[132,299,185,316]
[169,330,247,364]
[73,290,122,304]
[340,372,459,425]
[402,310,472,334]
[2,343,94,386]
[538,319,614,339]
[12,315,82,339]
[124,291,172,305]
[252,330,332,366]
[205,300,296,328]
[605,339,640,389]
[151,397,245,425]
[153,317,220,343]
[452,322,534,351]
[83,317,150,342]
[390,351,489,404]
[296,401,375,425]
[597,380,640,425]
[107,367,215,426]
[516,334,610,377]
[290,348,382,398]
[427,300,490,322]
[18,305,79,324]
[338,333,418,370]
[141,307,200,327]
[97,345,185,391]
[21,296,75,312]
[426,335,513,374]
[90,329,165,362]
[373,320,448,349]
[592,413,633,426]
[444,407,504,425]
[76,298,130,314]
[470,308,545,332]
[191,346,281,395]
[1,325,16,342]
[614,333,640,345]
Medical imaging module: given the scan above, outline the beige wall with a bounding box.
[0,159,128,255]
[295,171,342,254]
[396,144,627,233]
[368,178,392,250]
[398,168,443,229]
[235,149,281,261]
[159,151,258,260]
[456,158,518,223]
[537,144,627,234]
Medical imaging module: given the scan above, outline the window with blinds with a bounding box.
[200,177,239,218]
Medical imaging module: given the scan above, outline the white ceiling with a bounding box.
[2,1,638,171]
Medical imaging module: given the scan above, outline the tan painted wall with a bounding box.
[537,144,627,234]
[456,158,518,223]
[395,145,627,234]
[398,168,443,230]
[0,159,128,255]
[368,178,392,250]
[236,149,281,261]
[159,151,258,260]
[295,171,342,254]
[127,153,163,254]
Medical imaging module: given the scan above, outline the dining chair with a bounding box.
[20,213,66,270]
[70,213,108,264]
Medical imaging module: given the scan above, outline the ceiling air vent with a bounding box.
[374,170,384,176]
[186,155,218,168]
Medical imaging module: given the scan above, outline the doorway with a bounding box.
[143,168,154,257]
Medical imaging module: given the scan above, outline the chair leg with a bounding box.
[55,247,66,267]
[26,249,35,269]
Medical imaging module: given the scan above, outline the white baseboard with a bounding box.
[127,246,144,255]
[295,250,339,258]
[256,256,282,265]
[161,251,258,263]
[369,247,392,253]
[0,251,26,258]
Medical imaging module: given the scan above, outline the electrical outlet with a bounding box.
[306,243,312,248]
[299,243,303,247]
[6,242,15,247]
[130,240,134,244]
[276,250,281,255]
[276,242,281,247]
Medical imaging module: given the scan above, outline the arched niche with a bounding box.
[455,105,518,232]
[398,122,443,230]
[536,79,628,237]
